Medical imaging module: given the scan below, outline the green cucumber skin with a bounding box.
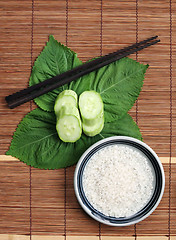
[83,116,104,137]
[54,90,78,116]
[57,90,77,101]
[79,90,104,120]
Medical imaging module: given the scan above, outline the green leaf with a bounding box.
[6,108,81,169]
[100,113,142,140]
[69,58,98,95]
[97,58,148,122]
[29,35,82,111]
[6,108,141,169]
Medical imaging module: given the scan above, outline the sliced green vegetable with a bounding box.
[56,115,81,143]
[79,90,104,136]
[79,91,104,121]
[56,105,82,143]
[54,90,77,116]
[83,116,104,137]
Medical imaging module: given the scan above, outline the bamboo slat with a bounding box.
[0,235,30,240]
[0,155,176,163]
[1,235,176,240]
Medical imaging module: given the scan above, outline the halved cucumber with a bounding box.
[83,116,104,137]
[79,91,103,121]
[54,90,77,116]
[56,105,82,143]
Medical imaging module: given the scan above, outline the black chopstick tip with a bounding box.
[5,101,15,109]
[154,39,160,44]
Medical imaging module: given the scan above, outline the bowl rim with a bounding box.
[74,136,165,226]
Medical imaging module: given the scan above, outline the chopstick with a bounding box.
[5,36,160,109]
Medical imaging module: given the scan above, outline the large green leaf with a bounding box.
[6,108,142,169]
[94,58,148,122]
[29,35,82,111]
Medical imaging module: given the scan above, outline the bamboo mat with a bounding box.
[0,0,176,239]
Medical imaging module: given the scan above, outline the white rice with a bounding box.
[82,144,155,218]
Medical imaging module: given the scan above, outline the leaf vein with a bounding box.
[100,68,144,95]
[18,133,57,149]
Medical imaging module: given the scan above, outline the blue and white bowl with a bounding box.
[74,136,165,226]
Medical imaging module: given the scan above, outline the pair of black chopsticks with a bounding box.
[5,35,160,109]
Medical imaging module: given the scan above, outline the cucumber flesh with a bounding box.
[82,110,104,126]
[56,105,82,142]
[59,105,81,124]
[55,89,105,141]
[56,115,82,142]
[79,91,103,120]
[54,90,77,116]
[83,117,104,137]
